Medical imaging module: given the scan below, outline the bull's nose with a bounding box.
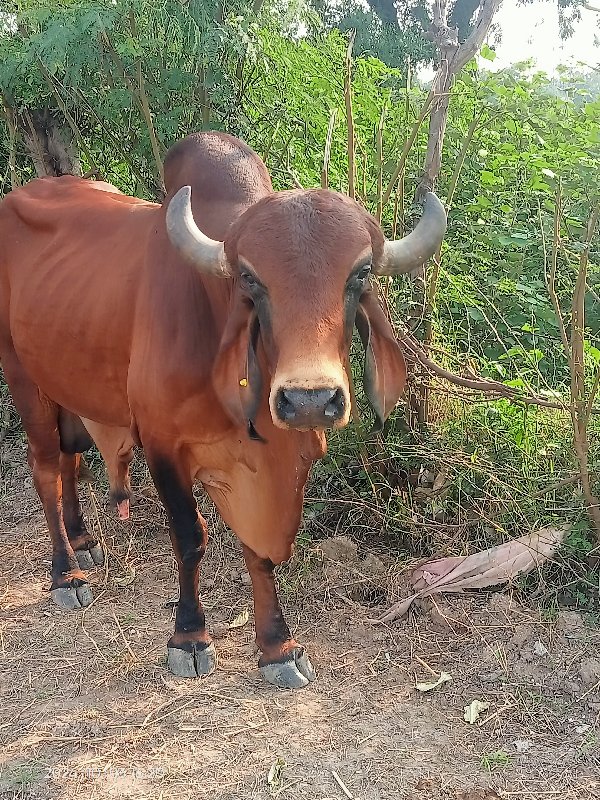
[275,387,346,428]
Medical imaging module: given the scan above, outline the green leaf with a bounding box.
[480,44,497,62]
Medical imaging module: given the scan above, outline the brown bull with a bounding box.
[0,132,446,688]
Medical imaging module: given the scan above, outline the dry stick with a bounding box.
[544,190,600,539]
[382,91,433,208]
[545,188,571,359]
[375,103,387,223]
[419,110,483,422]
[344,31,356,200]
[392,174,403,239]
[1,97,20,188]
[584,367,600,425]
[570,201,600,541]
[331,770,354,800]
[406,0,501,423]
[100,28,165,193]
[353,137,369,204]
[396,327,572,412]
[446,110,483,210]
[321,108,337,189]
[530,474,581,499]
[128,7,165,190]
[36,60,99,174]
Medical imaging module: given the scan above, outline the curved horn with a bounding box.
[166,185,231,277]
[377,192,447,276]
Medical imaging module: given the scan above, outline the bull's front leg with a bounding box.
[242,544,316,689]
[147,455,216,678]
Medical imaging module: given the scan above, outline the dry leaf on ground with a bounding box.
[229,606,250,629]
[464,700,490,724]
[380,525,568,623]
[416,671,452,693]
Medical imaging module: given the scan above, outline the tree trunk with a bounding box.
[21,109,81,177]
[411,0,501,425]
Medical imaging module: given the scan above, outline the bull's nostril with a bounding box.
[275,387,346,426]
[324,388,345,419]
[276,389,297,421]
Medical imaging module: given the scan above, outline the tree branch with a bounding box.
[396,326,574,413]
[1,95,20,188]
[452,0,502,73]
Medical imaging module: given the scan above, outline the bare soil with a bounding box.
[1,435,599,800]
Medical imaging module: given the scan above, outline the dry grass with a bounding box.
[1,431,600,800]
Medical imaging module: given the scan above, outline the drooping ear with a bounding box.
[212,295,265,440]
[355,289,407,431]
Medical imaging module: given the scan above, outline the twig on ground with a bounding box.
[332,770,354,799]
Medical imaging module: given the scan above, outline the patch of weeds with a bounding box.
[540,606,560,623]
[119,611,138,626]
[579,731,599,755]
[479,750,510,773]
[33,687,55,701]
[0,762,45,790]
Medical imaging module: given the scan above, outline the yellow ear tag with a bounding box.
[239,378,248,387]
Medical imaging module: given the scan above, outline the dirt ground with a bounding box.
[1,435,599,800]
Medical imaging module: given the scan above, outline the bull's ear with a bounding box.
[355,289,407,431]
[212,297,264,439]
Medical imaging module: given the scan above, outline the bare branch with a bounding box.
[321,109,337,190]
[569,201,600,541]
[344,32,356,199]
[396,326,573,413]
[0,96,20,188]
[452,0,502,73]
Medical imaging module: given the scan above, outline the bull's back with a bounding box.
[0,176,158,426]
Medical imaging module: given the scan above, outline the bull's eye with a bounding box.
[348,264,371,290]
[240,270,258,289]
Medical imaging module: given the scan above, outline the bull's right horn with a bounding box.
[166,185,231,278]
[377,192,447,276]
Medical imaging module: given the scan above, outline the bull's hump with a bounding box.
[163,131,272,206]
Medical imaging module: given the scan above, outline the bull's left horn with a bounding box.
[166,185,231,277]
[377,192,447,276]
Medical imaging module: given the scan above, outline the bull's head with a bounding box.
[166,187,446,435]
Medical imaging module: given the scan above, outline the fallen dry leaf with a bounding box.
[267,757,285,794]
[464,700,490,724]
[416,671,452,692]
[229,607,250,629]
[380,525,568,623]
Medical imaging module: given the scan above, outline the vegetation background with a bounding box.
[1,0,599,615]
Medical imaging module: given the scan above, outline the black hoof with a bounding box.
[75,544,105,570]
[51,583,94,610]
[259,647,316,689]
[167,642,217,678]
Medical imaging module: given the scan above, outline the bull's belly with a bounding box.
[7,265,133,427]
[11,330,131,427]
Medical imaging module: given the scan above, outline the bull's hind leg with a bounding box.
[242,544,316,689]
[60,452,104,569]
[57,410,104,569]
[80,419,134,521]
[2,352,92,609]
[146,452,216,678]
